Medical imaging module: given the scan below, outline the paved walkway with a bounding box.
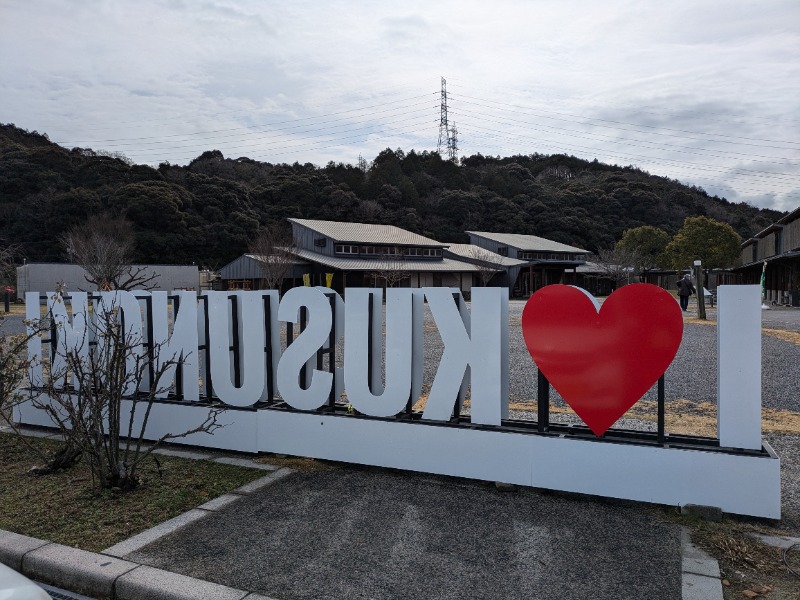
[0,441,727,600]
[124,466,684,600]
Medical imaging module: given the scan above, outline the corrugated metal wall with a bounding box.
[16,264,199,300]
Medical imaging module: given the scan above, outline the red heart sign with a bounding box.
[521,284,683,436]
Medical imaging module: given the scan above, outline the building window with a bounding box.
[775,230,782,255]
[497,247,508,257]
[406,247,421,257]
[314,238,327,248]
[335,244,359,254]
[752,243,758,263]
[227,279,252,290]
[361,246,377,255]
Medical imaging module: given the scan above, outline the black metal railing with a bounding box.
[28,291,772,458]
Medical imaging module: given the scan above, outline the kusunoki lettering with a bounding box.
[26,287,510,426]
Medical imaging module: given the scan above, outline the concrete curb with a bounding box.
[1,425,718,599]
[1,517,716,600]
[748,531,800,550]
[0,460,294,599]
[102,509,211,559]
[681,528,724,600]
[0,530,281,600]
[102,468,294,558]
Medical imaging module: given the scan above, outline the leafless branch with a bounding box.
[591,247,643,286]
[61,214,158,291]
[0,240,21,287]
[26,294,220,489]
[249,225,296,290]
[370,249,410,288]
[468,246,500,286]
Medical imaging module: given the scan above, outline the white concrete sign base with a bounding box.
[15,284,780,519]
[14,399,780,519]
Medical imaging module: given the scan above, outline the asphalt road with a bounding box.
[125,466,682,600]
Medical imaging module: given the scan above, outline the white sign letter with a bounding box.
[204,291,266,407]
[344,288,413,417]
[277,287,333,410]
[151,291,200,401]
[423,288,508,425]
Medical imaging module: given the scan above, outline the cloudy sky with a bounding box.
[1,0,798,211]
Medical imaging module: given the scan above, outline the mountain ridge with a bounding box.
[0,123,784,267]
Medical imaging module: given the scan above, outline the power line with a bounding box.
[456,126,798,195]
[451,109,798,164]
[447,88,800,148]
[56,93,438,146]
[457,122,800,183]
[72,105,437,152]
[445,79,800,130]
[36,77,796,204]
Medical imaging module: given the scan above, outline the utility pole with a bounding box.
[694,259,706,320]
[437,77,451,157]
[448,121,459,162]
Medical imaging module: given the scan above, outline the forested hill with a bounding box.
[0,123,784,268]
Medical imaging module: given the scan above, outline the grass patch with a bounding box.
[0,432,266,552]
[254,453,336,473]
[764,328,800,346]
[662,511,800,599]
[507,398,800,437]
[684,317,800,347]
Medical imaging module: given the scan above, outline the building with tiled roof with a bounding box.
[220,219,483,293]
[219,219,595,296]
[467,231,590,295]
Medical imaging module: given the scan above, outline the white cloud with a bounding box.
[0,0,798,211]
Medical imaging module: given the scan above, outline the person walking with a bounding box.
[677,273,695,311]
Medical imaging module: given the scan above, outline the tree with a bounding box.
[0,239,20,288]
[0,313,46,429]
[661,216,742,270]
[29,293,220,489]
[615,226,670,272]
[62,214,158,290]
[469,245,501,286]
[370,249,410,288]
[591,247,641,287]
[0,308,74,471]
[248,224,296,290]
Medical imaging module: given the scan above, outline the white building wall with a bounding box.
[16,263,199,300]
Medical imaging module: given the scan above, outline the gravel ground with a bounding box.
[3,299,798,411]
[766,433,800,532]
[425,300,800,413]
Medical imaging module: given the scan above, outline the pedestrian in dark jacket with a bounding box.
[677,274,695,311]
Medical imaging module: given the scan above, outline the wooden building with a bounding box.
[218,219,482,294]
[466,231,590,296]
[217,254,309,291]
[736,205,800,306]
